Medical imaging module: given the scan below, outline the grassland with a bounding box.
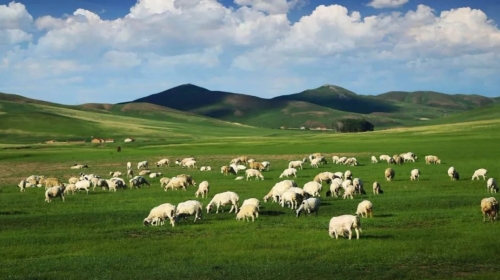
[1,107,500,279]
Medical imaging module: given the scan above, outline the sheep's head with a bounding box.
[206,204,213,213]
[143,218,151,226]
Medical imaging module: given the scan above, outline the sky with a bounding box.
[1,0,500,105]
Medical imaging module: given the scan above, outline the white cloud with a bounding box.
[0,2,32,45]
[366,0,409,9]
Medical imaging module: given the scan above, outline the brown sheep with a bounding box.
[481,197,499,222]
[385,168,395,181]
[44,177,63,190]
[248,162,265,171]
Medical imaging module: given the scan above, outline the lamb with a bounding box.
[242,198,260,210]
[356,200,373,218]
[345,158,358,166]
[176,174,196,186]
[137,161,148,170]
[472,168,488,180]
[200,166,212,171]
[236,204,259,222]
[310,157,325,168]
[206,191,239,214]
[156,158,170,167]
[410,169,420,181]
[75,180,91,194]
[342,185,356,199]
[109,171,122,177]
[487,178,498,193]
[296,197,321,217]
[373,182,383,195]
[221,165,237,176]
[328,215,362,240]
[337,156,347,165]
[344,170,353,180]
[175,200,203,223]
[263,180,297,203]
[71,164,88,169]
[164,177,188,191]
[44,177,63,190]
[279,168,297,178]
[195,181,210,198]
[481,197,499,222]
[279,190,301,209]
[127,162,132,170]
[246,169,264,181]
[332,155,340,164]
[105,180,117,192]
[448,167,459,181]
[371,156,378,163]
[138,170,151,176]
[45,186,65,203]
[110,177,127,189]
[143,203,176,227]
[149,172,162,178]
[379,155,391,164]
[402,152,416,162]
[341,179,353,190]
[288,159,306,170]
[385,168,395,181]
[303,181,322,197]
[129,176,150,189]
[328,180,342,198]
[64,183,77,195]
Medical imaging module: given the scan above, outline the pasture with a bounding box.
[1,121,500,280]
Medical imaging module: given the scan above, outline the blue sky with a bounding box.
[1,0,499,105]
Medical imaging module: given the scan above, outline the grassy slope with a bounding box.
[1,117,500,279]
[376,91,496,110]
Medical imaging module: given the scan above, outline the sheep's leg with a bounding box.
[355,228,360,239]
[347,229,352,240]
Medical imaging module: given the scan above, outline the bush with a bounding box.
[332,118,374,133]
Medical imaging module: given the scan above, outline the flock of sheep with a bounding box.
[15,151,499,239]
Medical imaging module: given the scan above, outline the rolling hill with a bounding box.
[375,91,496,110]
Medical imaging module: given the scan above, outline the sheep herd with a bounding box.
[14,152,499,239]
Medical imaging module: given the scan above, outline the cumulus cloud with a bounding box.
[0,0,500,104]
[366,0,409,9]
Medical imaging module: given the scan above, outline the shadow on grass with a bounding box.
[260,210,285,216]
[0,210,27,215]
[375,214,394,218]
[361,234,394,239]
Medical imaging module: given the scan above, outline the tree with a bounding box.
[332,118,374,133]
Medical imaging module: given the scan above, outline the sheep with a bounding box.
[313,172,335,184]
[127,169,134,178]
[328,215,362,240]
[64,183,77,195]
[342,185,356,199]
[129,176,150,189]
[392,155,404,165]
[242,198,260,210]
[221,165,237,176]
[344,170,353,180]
[373,182,383,195]
[176,174,196,186]
[26,175,44,185]
[175,200,203,223]
[105,180,118,192]
[175,157,196,166]
[164,177,188,191]
[71,164,88,169]
[310,157,325,168]
[352,178,366,194]
[149,172,162,178]
[110,177,127,189]
[109,171,122,178]
[289,159,306,170]
[332,155,340,164]
[356,200,373,218]
[385,168,395,181]
[236,204,259,222]
[328,180,343,198]
[182,159,197,169]
[91,179,108,191]
[425,155,440,164]
[143,203,176,227]
[45,186,65,203]
[261,161,271,171]
[127,162,132,170]
[371,156,378,163]
[206,191,239,214]
[264,180,297,203]
[200,166,212,171]
[303,181,322,197]
[337,156,347,165]
[246,169,264,181]
[402,152,416,162]
[137,161,148,170]
[18,180,28,192]
[448,167,459,181]
[345,158,358,166]
[487,178,498,193]
[195,181,209,198]
[279,168,297,178]
[309,152,322,161]
[138,170,151,176]
[289,186,306,198]
[156,158,170,167]
[233,164,247,172]
[44,177,63,190]
[75,180,91,194]
[248,162,265,171]
[160,177,171,189]
[472,168,488,181]
[279,190,301,209]
[379,154,390,162]
[235,176,244,180]
[481,197,499,222]
[296,197,321,217]
[410,169,420,181]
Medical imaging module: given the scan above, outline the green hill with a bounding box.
[375,91,496,110]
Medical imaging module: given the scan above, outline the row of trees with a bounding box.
[332,118,374,133]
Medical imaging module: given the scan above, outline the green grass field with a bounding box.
[1,102,500,279]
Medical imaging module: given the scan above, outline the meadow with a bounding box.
[1,114,500,280]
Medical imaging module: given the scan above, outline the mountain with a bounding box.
[375,91,496,110]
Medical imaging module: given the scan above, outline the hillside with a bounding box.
[375,91,496,110]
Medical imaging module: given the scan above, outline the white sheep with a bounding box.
[342,185,356,199]
[481,197,499,222]
[245,169,264,181]
[371,156,378,163]
[45,186,65,203]
[64,183,77,195]
[303,181,322,197]
[313,172,335,184]
[487,178,498,193]
[149,172,162,178]
[164,177,188,191]
[156,158,170,167]
[296,197,321,217]
[242,198,260,210]
[472,168,488,180]
[75,180,91,194]
[137,161,148,170]
[127,169,134,178]
[110,177,127,189]
[344,170,353,180]
[373,182,383,195]
[138,170,151,176]
[200,166,212,171]
[356,200,373,218]
[143,203,176,227]
[182,160,197,169]
[448,167,459,181]
[206,191,239,214]
[195,181,209,198]
[352,178,365,194]
[127,162,132,170]
[410,169,420,181]
[263,180,297,203]
[288,159,306,170]
[236,204,259,222]
[71,164,88,169]
[279,168,297,178]
[328,214,362,240]
[279,190,301,209]
[425,155,441,164]
[337,157,347,165]
[328,180,342,198]
[310,157,323,168]
[109,171,122,177]
[402,152,416,162]
[175,200,203,223]
[92,179,108,191]
[261,161,271,171]
[68,177,79,184]
[105,180,117,192]
[18,180,30,192]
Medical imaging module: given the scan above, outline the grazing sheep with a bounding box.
[313,172,335,184]
[64,183,77,195]
[175,200,203,223]
[164,177,188,191]
[75,180,91,194]
[345,157,358,166]
[200,166,212,171]
[425,155,441,164]
[487,178,498,193]
[109,171,122,178]
[310,157,326,168]
[248,162,265,171]
[236,204,259,222]
[44,177,63,190]
[472,168,488,180]
[143,203,176,227]
[356,200,373,218]
[156,158,170,167]
[26,175,44,186]
[264,180,297,203]
[303,181,322,197]
[176,174,196,186]
[288,159,306,170]
[328,215,362,240]
[296,197,321,217]
[126,169,134,178]
[328,180,343,198]
[481,197,499,222]
[160,177,171,189]
[261,161,271,171]
[92,179,108,191]
[221,165,237,176]
[373,182,383,195]
[206,191,239,214]
[385,168,395,181]
[175,157,196,166]
[182,159,197,169]
[149,172,162,178]
[352,178,366,195]
[127,162,132,170]
[371,156,378,163]
[129,176,150,189]
[105,180,117,192]
[242,198,260,210]
[71,164,88,169]
[402,152,416,163]
[246,169,264,181]
[279,190,301,209]
[18,180,28,192]
[137,161,148,170]
[410,169,420,181]
[279,168,297,178]
[448,167,459,181]
[45,186,65,203]
[195,181,210,198]
[344,170,353,180]
[342,185,356,199]
[110,177,127,190]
